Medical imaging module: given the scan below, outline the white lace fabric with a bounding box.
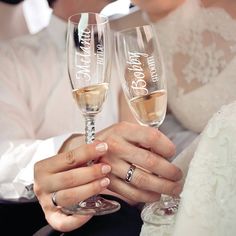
[152,0,236,133]
[172,101,236,236]
[141,101,236,236]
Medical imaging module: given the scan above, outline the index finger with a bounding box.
[107,122,176,158]
[36,141,108,173]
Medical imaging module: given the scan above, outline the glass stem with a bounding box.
[85,115,95,144]
[85,115,98,204]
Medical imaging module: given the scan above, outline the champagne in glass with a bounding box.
[115,25,179,221]
[66,12,120,215]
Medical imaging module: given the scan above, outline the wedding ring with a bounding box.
[51,192,60,208]
[125,164,136,183]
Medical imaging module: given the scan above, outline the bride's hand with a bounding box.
[97,122,183,204]
[33,141,111,232]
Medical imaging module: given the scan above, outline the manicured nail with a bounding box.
[100,177,110,187]
[101,165,111,174]
[95,142,108,152]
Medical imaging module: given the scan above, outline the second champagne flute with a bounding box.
[115,25,179,221]
[66,12,120,215]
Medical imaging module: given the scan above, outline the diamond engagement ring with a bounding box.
[125,164,136,183]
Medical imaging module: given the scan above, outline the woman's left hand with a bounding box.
[34,141,111,232]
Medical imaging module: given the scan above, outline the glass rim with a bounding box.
[68,12,109,25]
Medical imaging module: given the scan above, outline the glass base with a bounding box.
[61,196,121,216]
[154,194,180,216]
[141,195,180,226]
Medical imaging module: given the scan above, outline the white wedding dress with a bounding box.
[140,0,236,235]
[141,101,236,236]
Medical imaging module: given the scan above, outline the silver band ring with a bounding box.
[125,164,136,183]
[51,192,61,208]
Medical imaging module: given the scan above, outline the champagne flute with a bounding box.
[66,12,120,215]
[115,25,179,221]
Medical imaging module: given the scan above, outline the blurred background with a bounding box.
[0,0,136,41]
[23,0,132,34]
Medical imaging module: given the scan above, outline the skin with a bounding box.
[131,0,185,21]
[34,141,111,232]
[97,122,182,202]
[34,123,182,232]
[33,0,182,232]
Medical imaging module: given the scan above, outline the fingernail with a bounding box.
[100,177,110,187]
[96,142,108,152]
[174,169,183,181]
[172,184,182,196]
[101,165,111,174]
